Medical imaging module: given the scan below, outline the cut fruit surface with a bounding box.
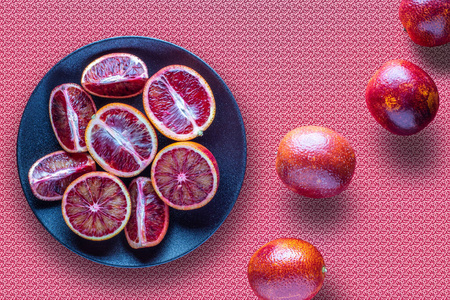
[28,151,96,201]
[81,53,149,98]
[143,65,215,141]
[125,177,169,249]
[49,83,97,153]
[85,103,158,177]
[151,142,219,210]
[62,171,131,241]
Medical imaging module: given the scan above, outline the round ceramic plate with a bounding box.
[16,36,247,268]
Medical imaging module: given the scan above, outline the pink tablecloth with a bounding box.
[2,0,450,299]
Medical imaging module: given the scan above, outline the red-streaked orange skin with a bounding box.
[248,238,326,300]
[276,126,356,199]
[366,59,439,135]
[399,0,450,47]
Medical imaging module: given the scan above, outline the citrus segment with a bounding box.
[28,151,96,201]
[85,103,158,177]
[151,142,219,210]
[62,171,131,241]
[49,83,97,153]
[125,177,169,249]
[81,53,149,98]
[143,65,215,141]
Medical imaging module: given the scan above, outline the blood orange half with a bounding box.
[49,83,97,153]
[143,65,216,141]
[151,142,219,210]
[85,103,158,177]
[62,171,131,241]
[81,53,149,98]
[125,177,169,249]
[28,151,96,201]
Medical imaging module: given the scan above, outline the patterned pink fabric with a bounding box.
[2,0,450,299]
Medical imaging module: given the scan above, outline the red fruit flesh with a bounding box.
[151,142,219,210]
[125,177,169,249]
[276,126,356,199]
[400,0,450,47]
[92,108,152,168]
[83,78,148,98]
[248,238,326,300]
[28,151,96,201]
[85,103,158,177]
[81,53,148,98]
[366,59,439,135]
[62,172,131,240]
[143,65,216,141]
[49,83,96,153]
[146,69,211,134]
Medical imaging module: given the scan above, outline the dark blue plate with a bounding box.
[16,36,247,268]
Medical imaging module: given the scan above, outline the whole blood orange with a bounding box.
[85,103,158,177]
[366,59,439,135]
[143,65,216,141]
[276,126,356,198]
[248,238,326,300]
[399,0,450,47]
[28,151,96,201]
[49,83,97,153]
[81,53,149,98]
[125,177,169,249]
[62,171,131,241]
[151,142,219,210]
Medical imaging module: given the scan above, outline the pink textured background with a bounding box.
[1,0,450,299]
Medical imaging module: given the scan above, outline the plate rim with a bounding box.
[16,35,247,268]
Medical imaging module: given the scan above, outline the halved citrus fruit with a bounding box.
[85,103,158,177]
[81,53,149,98]
[62,171,131,241]
[125,177,169,249]
[49,83,97,153]
[143,65,216,141]
[151,142,219,210]
[28,151,96,201]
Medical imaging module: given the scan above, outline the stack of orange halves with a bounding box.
[27,53,220,249]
